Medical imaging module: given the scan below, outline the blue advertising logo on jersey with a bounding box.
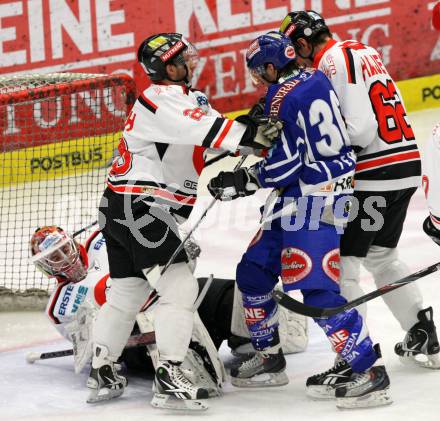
[72,285,88,313]
[93,237,106,250]
[59,284,75,316]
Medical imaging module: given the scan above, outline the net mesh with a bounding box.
[0,73,136,298]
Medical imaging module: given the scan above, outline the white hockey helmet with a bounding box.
[30,226,88,282]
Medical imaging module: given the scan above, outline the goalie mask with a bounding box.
[30,226,88,283]
[137,32,199,87]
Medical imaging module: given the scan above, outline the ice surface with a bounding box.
[1,108,440,420]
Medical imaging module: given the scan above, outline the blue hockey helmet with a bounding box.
[245,31,296,83]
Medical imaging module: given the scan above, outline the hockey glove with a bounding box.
[236,114,283,149]
[208,168,260,201]
[247,97,266,118]
[423,216,440,246]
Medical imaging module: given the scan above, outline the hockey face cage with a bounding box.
[137,33,199,82]
[246,32,297,85]
[30,227,87,282]
[280,10,329,45]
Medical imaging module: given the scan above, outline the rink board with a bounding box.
[0,132,120,187]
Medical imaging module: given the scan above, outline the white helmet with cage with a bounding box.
[30,226,88,283]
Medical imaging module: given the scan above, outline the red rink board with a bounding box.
[0,0,438,114]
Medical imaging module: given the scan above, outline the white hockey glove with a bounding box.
[236,114,283,149]
[64,302,97,374]
[207,167,260,201]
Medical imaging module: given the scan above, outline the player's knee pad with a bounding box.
[236,255,277,295]
[155,262,198,310]
[107,276,150,318]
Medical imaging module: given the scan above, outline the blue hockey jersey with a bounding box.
[253,68,356,221]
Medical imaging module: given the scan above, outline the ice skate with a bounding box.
[306,357,353,400]
[230,348,289,388]
[86,345,127,403]
[335,345,392,409]
[151,361,209,411]
[395,307,440,369]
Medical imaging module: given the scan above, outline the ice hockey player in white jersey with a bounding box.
[280,11,439,389]
[90,32,283,411]
[422,124,440,247]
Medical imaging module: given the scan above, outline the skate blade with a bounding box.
[150,393,208,411]
[399,354,440,369]
[86,387,124,404]
[336,389,393,409]
[306,385,336,400]
[231,371,289,388]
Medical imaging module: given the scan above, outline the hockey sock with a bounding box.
[303,289,376,372]
[242,292,280,351]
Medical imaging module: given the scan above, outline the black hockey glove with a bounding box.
[423,216,440,246]
[247,97,266,118]
[236,114,283,149]
[208,168,260,201]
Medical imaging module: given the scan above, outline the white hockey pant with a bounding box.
[92,277,150,362]
[154,262,199,362]
[340,246,423,330]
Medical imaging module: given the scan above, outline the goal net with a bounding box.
[0,73,136,310]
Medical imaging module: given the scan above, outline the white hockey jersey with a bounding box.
[107,84,246,217]
[314,39,421,191]
[422,123,440,230]
[45,231,113,338]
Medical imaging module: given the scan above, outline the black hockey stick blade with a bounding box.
[273,261,440,318]
[26,332,156,364]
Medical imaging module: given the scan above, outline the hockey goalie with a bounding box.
[29,225,308,409]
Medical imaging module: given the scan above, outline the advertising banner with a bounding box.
[0,0,439,113]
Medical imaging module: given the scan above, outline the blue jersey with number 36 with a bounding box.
[254,68,356,220]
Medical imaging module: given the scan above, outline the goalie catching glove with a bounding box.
[208,167,260,201]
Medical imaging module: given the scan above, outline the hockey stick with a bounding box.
[72,220,98,238]
[273,261,440,318]
[145,155,247,285]
[25,331,155,364]
[204,151,234,168]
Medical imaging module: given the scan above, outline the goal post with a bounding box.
[0,73,136,310]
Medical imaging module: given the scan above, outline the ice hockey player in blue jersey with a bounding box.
[208,32,392,409]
